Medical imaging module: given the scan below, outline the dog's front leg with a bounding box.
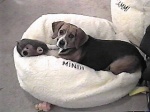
[46,44,59,50]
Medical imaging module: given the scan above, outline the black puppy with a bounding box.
[16,39,49,57]
[140,25,150,81]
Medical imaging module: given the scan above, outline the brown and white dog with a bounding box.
[52,21,146,75]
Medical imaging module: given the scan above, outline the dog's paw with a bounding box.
[35,102,51,112]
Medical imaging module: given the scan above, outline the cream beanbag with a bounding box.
[111,0,150,46]
[14,14,141,108]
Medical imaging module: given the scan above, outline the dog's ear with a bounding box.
[51,21,64,39]
[75,28,88,49]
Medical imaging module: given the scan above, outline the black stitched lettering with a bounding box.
[115,0,130,12]
[120,3,125,9]
[81,66,84,70]
[124,6,130,11]
[71,63,77,69]
[62,61,84,70]
[68,62,70,67]
[77,64,79,69]
[62,61,68,66]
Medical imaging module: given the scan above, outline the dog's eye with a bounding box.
[59,30,65,35]
[68,34,74,39]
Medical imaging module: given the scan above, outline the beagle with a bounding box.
[52,21,146,75]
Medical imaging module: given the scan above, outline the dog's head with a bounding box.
[51,21,89,54]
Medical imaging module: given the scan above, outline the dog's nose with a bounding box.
[59,40,65,47]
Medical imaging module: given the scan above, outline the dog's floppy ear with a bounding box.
[75,28,88,49]
[51,21,64,39]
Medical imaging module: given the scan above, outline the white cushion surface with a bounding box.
[111,0,150,46]
[14,14,141,108]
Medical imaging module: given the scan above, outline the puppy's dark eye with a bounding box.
[59,30,65,35]
[68,34,74,39]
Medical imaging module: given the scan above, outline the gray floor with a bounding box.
[0,0,148,112]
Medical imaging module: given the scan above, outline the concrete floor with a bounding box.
[0,0,148,112]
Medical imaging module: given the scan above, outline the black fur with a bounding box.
[140,25,150,81]
[80,36,146,73]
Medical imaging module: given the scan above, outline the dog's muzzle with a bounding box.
[58,39,65,48]
[59,48,73,55]
[57,38,74,54]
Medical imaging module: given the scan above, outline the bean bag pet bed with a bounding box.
[111,0,150,47]
[13,14,141,108]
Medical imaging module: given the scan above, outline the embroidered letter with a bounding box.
[80,66,84,70]
[71,63,77,69]
[62,61,68,66]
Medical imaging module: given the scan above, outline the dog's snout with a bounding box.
[59,40,65,47]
